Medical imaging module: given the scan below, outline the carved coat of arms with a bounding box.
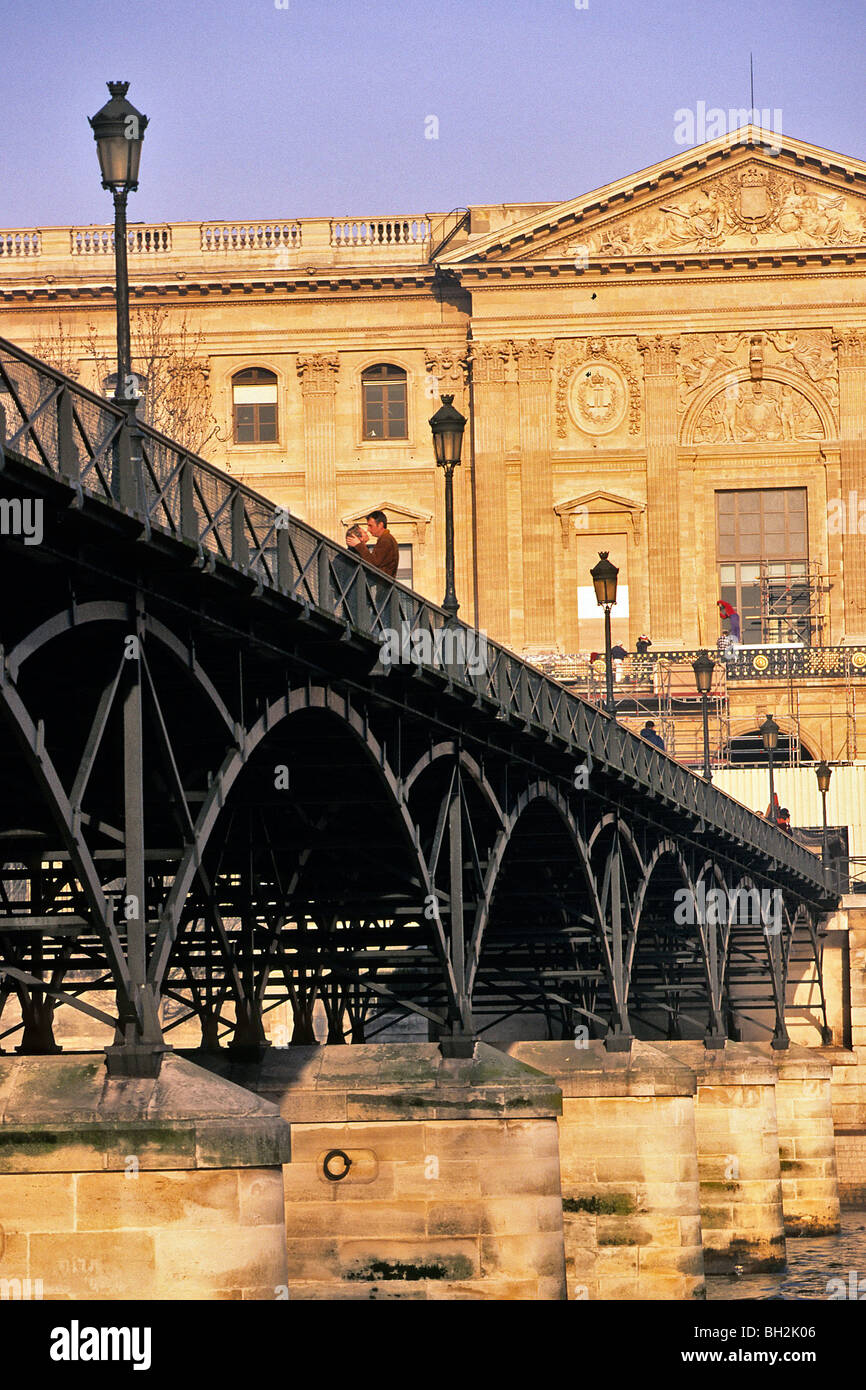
[569,360,627,435]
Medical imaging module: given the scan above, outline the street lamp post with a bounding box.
[88,82,148,407]
[590,551,619,715]
[692,650,714,781]
[429,394,467,621]
[760,713,780,821]
[815,760,832,867]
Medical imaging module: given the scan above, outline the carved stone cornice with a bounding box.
[296,353,340,393]
[832,329,866,368]
[638,335,681,375]
[511,338,556,383]
[468,340,512,385]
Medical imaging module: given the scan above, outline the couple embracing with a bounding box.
[345,510,399,578]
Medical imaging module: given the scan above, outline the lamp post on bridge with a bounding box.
[88,81,148,410]
[692,650,714,782]
[590,551,619,716]
[89,83,164,1076]
[760,713,780,822]
[429,394,467,622]
[815,759,832,867]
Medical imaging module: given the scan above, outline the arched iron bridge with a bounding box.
[0,337,837,1074]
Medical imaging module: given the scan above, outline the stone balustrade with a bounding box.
[0,230,42,258]
[329,216,431,248]
[199,221,302,252]
[70,225,173,255]
[0,213,438,278]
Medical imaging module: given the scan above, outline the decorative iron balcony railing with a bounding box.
[537,646,866,684]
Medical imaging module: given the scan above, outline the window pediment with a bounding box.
[341,500,432,548]
[554,491,645,546]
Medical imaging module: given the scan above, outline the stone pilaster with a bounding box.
[296,354,340,538]
[426,346,474,623]
[514,340,557,651]
[830,905,866,1204]
[832,329,866,640]
[770,1048,841,1236]
[638,335,682,645]
[470,342,513,644]
[658,1042,786,1273]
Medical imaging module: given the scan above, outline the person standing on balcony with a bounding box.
[717,599,741,644]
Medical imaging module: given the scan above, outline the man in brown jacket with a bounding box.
[362,510,399,577]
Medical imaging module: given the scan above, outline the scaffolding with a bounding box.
[534,634,863,770]
[552,654,731,771]
[759,560,831,647]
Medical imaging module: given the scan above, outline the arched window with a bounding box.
[232,368,278,443]
[362,364,407,440]
[726,728,816,766]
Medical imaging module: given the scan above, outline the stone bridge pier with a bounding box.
[0,1054,291,1300]
[191,1043,567,1300]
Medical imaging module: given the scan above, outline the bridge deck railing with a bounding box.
[0,334,832,903]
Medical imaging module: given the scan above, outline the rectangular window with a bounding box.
[233,402,277,443]
[363,381,408,439]
[397,544,413,587]
[716,488,809,643]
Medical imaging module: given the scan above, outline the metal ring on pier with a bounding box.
[323,1149,353,1182]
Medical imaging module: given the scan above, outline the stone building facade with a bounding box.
[3,126,866,781]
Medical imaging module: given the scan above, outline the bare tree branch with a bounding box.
[34,309,221,458]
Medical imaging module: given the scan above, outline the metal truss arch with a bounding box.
[466,779,606,1000]
[149,683,455,1006]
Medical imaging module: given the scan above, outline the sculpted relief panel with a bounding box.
[692,381,823,443]
[566,166,866,257]
[679,329,836,442]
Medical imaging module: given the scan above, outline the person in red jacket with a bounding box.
[717,599,741,643]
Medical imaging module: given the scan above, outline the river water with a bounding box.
[706,1208,866,1300]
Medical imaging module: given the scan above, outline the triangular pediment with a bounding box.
[554,491,645,546]
[340,500,433,546]
[341,500,432,526]
[555,490,644,517]
[441,128,866,268]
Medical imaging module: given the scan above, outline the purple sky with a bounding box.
[1,0,864,227]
